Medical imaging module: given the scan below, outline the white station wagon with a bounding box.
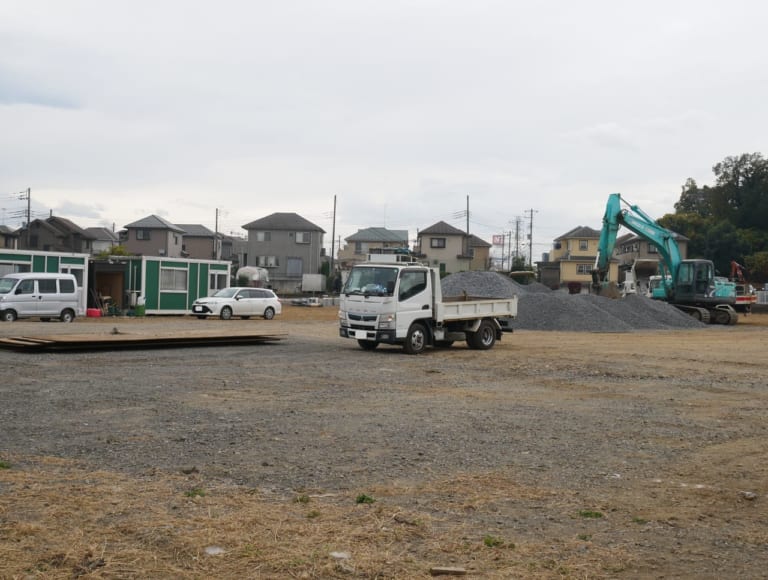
[191,287,282,320]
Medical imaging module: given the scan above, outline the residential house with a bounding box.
[85,227,120,255]
[121,215,185,258]
[337,227,409,270]
[415,221,490,274]
[0,225,19,249]
[537,226,618,292]
[17,216,96,253]
[176,223,217,260]
[242,212,325,294]
[614,231,689,290]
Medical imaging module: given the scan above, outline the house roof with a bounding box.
[419,221,467,236]
[176,224,216,237]
[554,226,601,241]
[0,225,19,236]
[345,227,409,243]
[242,212,325,233]
[47,216,96,239]
[124,214,186,233]
[468,234,491,248]
[84,227,120,242]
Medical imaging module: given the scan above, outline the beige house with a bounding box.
[338,227,409,270]
[538,226,618,291]
[614,231,689,289]
[415,221,490,274]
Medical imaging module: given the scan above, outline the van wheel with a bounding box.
[1,310,17,322]
[404,323,428,355]
[220,306,233,320]
[60,309,75,323]
[467,319,496,350]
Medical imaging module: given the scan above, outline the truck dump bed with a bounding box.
[436,295,518,322]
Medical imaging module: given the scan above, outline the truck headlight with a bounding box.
[338,310,349,327]
[378,313,396,329]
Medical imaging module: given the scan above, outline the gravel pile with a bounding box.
[441,271,705,332]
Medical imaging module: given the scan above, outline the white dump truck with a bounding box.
[338,258,517,354]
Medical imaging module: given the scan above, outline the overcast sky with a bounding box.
[1,1,766,261]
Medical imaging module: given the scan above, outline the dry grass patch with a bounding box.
[0,455,639,578]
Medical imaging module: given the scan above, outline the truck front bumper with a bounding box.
[339,327,398,344]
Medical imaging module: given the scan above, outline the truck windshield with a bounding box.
[343,267,397,296]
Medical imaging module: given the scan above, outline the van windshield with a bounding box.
[0,278,16,294]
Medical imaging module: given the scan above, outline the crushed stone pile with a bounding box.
[441,271,705,332]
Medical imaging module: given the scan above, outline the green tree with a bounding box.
[710,153,768,229]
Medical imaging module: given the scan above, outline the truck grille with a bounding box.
[349,314,377,322]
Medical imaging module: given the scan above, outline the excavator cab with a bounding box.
[673,260,734,306]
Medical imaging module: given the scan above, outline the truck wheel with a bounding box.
[404,323,428,355]
[467,319,496,350]
[357,339,379,350]
[220,306,233,320]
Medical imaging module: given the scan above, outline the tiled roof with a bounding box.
[419,221,466,236]
[176,224,216,237]
[242,212,325,232]
[554,226,601,241]
[124,214,186,233]
[345,227,409,243]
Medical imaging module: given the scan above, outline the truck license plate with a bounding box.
[353,330,369,339]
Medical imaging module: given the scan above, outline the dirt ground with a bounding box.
[1,306,767,579]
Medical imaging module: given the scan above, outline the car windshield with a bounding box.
[0,278,16,294]
[343,267,398,296]
[212,288,238,298]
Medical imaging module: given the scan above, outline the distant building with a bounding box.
[537,225,617,292]
[85,227,120,255]
[242,212,325,294]
[122,215,185,257]
[338,227,409,270]
[17,216,96,254]
[415,221,490,274]
[176,223,217,260]
[0,225,19,249]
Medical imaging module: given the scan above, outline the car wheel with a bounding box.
[2,310,17,322]
[263,307,275,320]
[357,339,379,350]
[220,306,233,320]
[404,322,428,355]
[60,309,75,323]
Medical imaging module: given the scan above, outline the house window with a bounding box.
[430,237,446,248]
[579,240,588,251]
[295,232,311,244]
[160,267,187,291]
[255,231,271,242]
[648,244,658,254]
[256,256,278,267]
[136,229,151,240]
[354,241,363,254]
[576,263,592,275]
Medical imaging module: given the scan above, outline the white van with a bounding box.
[0,273,81,322]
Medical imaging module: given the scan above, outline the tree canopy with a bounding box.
[659,153,768,282]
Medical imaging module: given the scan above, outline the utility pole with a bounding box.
[213,208,219,259]
[465,195,470,257]
[526,208,538,267]
[330,195,336,287]
[20,188,31,247]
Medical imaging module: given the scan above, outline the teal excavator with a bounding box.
[591,193,738,325]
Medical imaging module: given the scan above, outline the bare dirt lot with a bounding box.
[1,307,767,578]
